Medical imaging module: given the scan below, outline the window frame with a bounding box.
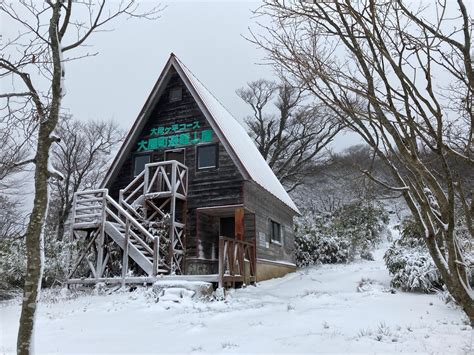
[169,86,182,102]
[132,153,151,177]
[196,143,219,170]
[270,219,283,245]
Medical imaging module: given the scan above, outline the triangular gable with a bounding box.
[102,53,300,214]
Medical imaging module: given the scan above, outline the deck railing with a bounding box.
[218,236,256,287]
[119,160,188,219]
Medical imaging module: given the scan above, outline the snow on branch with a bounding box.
[360,170,410,192]
[47,153,63,181]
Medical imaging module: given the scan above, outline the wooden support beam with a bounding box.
[235,208,244,241]
[67,231,98,279]
[169,161,178,273]
[96,194,107,279]
[121,219,130,285]
[218,237,224,288]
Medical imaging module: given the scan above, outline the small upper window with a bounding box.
[271,220,282,244]
[197,144,218,169]
[169,87,182,102]
[133,154,150,177]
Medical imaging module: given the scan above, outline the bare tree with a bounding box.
[0,1,161,353]
[47,116,123,241]
[237,79,342,191]
[0,196,25,241]
[253,0,474,324]
[0,130,34,191]
[296,144,395,215]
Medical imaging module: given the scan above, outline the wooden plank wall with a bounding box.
[243,181,296,264]
[107,69,244,260]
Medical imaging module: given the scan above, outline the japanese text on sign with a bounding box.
[137,120,213,151]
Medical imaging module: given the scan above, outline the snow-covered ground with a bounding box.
[1,249,472,354]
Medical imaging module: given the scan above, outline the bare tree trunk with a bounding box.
[56,208,69,242]
[17,3,62,353]
[17,126,53,354]
[1,1,160,351]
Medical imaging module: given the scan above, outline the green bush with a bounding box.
[295,216,351,267]
[384,216,473,293]
[331,202,389,260]
[0,233,82,295]
[295,202,389,267]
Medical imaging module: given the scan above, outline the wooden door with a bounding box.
[165,149,185,165]
[219,217,235,238]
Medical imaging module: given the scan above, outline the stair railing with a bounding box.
[72,188,161,276]
[103,193,160,276]
[119,160,188,219]
[72,189,107,229]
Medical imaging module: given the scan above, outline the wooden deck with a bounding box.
[67,236,257,288]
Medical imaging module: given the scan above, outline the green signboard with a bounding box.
[137,120,213,152]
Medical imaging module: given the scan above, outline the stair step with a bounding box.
[104,221,154,276]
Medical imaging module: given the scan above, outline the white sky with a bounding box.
[1,0,362,153]
[61,1,273,129]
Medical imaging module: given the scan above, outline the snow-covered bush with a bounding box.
[43,235,76,287]
[454,216,474,286]
[295,202,389,267]
[295,215,352,267]
[331,202,389,259]
[0,232,83,294]
[384,216,473,293]
[295,231,351,267]
[384,218,443,292]
[0,237,26,296]
[384,248,442,292]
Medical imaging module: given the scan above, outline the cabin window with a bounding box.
[169,87,182,102]
[133,154,150,177]
[197,144,218,169]
[271,220,282,244]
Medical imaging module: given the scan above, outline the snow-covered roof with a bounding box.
[173,56,299,214]
[103,54,299,214]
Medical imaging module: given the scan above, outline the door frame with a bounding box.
[164,148,186,165]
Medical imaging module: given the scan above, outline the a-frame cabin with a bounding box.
[68,54,300,287]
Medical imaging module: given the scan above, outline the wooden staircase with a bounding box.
[67,161,188,284]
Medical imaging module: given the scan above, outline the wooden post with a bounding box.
[118,189,124,220]
[235,208,245,283]
[144,164,149,194]
[169,161,177,273]
[66,193,78,276]
[153,237,158,277]
[96,190,107,280]
[121,218,130,286]
[235,208,244,241]
[218,237,224,288]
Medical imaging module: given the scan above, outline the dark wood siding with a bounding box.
[243,181,296,264]
[107,69,244,260]
[106,67,297,274]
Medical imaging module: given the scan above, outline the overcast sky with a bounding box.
[1,0,359,211]
[2,0,360,154]
[60,0,358,148]
[61,1,271,127]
